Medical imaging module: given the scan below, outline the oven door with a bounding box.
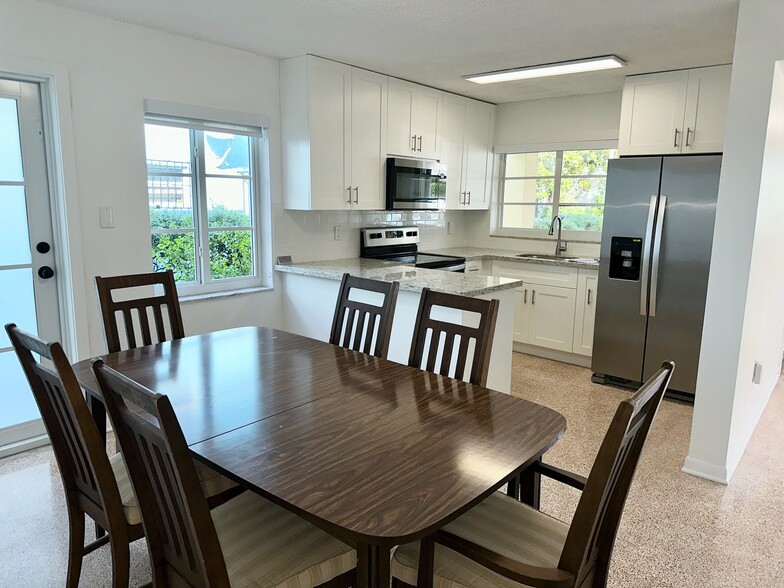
[386,157,446,210]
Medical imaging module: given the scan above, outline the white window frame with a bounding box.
[493,141,617,242]
[144,104,270,296]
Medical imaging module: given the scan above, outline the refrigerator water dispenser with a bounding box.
[609,237,642,281]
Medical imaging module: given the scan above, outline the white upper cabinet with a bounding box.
[618,65,731,156]
[281,55,386,210]
[441,94,493,210]
[387,79,442,160]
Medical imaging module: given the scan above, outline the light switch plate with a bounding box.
[334,226,342,241]
[99,206,115,228]
[447,221,454,234]
[753,362,763,385]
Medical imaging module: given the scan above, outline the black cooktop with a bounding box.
[381,252,465,269]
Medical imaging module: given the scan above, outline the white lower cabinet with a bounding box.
[495,262,598,357]
[572,271,598,356]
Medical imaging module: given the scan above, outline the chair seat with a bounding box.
[109,452,237,526]
[211,490,357,588]
[392,492,568,588]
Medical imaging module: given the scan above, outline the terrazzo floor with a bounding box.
[1,353,783,587]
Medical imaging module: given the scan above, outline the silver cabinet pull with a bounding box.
[649,195,667,317]
[640,196,657,316]
[531,290,536,305]
[412,135,417,151]
[353,186,359,204]
[587,288,592,305]
[417,135,422,152]
[467,191,471,205]
[673,128,680,148]
[460,191,466,204]
[685,127,694,147]
[347,186,352,204]
[523,289,528,304]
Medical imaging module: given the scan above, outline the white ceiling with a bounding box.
[41,0,739,103]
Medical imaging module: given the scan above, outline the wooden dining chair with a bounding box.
[408,288,499,386]
[92,359,358,588]
[95,269,185,353]
[95,270,240,505]
[391,361,675,588]
[5,323,144,588]
[329,273,400,358]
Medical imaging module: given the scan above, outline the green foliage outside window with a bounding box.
[150,206,253,282]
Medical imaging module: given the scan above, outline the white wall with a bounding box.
[686,0,784,483]
[465,91,622,257]
[0,0,285,358]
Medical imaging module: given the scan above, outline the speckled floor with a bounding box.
[0,353,782,587]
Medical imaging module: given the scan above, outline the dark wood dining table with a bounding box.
[72,326,566,588]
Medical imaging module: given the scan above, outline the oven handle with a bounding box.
[435,263,466,273]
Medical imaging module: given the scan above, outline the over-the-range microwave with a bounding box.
[386,157,446,211]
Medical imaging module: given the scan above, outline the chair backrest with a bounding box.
[408,288,499,387]
[329,273,400,358]
[559,361,675,587]
[4,323,125,529]
[93,359,229,587]
[95,270,185,353]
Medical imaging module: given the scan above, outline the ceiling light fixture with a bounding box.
[464,55,626,84]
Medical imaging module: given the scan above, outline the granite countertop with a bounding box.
[421,247,600,270]
[274,258,524,297]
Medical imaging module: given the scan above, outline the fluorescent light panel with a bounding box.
[465,55,626,84]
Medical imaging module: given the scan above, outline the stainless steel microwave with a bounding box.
[386,157,446,210]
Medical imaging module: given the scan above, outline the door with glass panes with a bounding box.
[0,78,62,451]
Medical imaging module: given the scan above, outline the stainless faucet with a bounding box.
[548,215,568,256]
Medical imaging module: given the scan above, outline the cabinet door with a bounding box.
[683,65,731,154]
[527,284,576,352]
[441,94,466,209]
[308,59,352,209]
[514,286,530,343]
[572,272,598,356]
[411,85,442,160]
[618,71,689,156]
[462,100,492,210]
[387,81,414,156]
[351,68,387,210]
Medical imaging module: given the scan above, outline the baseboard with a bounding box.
[681,456,729,485]
[513,342,592,368]
[0,434,50,459]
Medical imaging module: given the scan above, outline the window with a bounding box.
[499,149,617,234]
[144,117,266,294]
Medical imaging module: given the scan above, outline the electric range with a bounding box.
[360,226,466,272]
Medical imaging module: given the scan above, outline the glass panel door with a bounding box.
[0,79,62,451]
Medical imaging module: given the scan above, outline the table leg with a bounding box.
[506,473,520,500]
[519,456,542,510]
[357,542,392,588]
[85,391,107,539]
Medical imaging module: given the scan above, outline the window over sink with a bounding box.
[498,148,617,237]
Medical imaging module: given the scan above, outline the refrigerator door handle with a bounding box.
[640,195,658,316]
[649,195,667,317]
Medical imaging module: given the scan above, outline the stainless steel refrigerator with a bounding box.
[591,155,722,398]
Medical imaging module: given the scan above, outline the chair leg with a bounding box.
[65,506,85,588]
[110,535,131,588]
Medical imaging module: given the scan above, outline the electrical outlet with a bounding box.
[753,362,763,385]
[447,221,454,235]
[333,226,342,241]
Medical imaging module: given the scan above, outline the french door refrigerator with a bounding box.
[591,155,722,399]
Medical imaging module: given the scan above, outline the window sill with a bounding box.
[179,286,273,303]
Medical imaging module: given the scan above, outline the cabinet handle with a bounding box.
[587,288,592,305]
[417,135,422,152]
[673,128,680,148]
[467,191,471,205]
[354,186,359,204]
[412,135,417,151]
[532,290,536,305]
[347,186,352,204]
[523,289,528,304]
[685,127,694,147]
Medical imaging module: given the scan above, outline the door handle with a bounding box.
[347,186,352,204]
[417,135,422,152]
[649,195,667,317]
[685,127,694,147]
[38,266,54,279]
[587,288,592,305]
[673,128,680,148]
[640,196,657,316]
[531,290,536,305]
[354,186,359,204]
[412,135,417,152]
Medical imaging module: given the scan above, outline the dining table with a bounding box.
[72,326,566,588]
